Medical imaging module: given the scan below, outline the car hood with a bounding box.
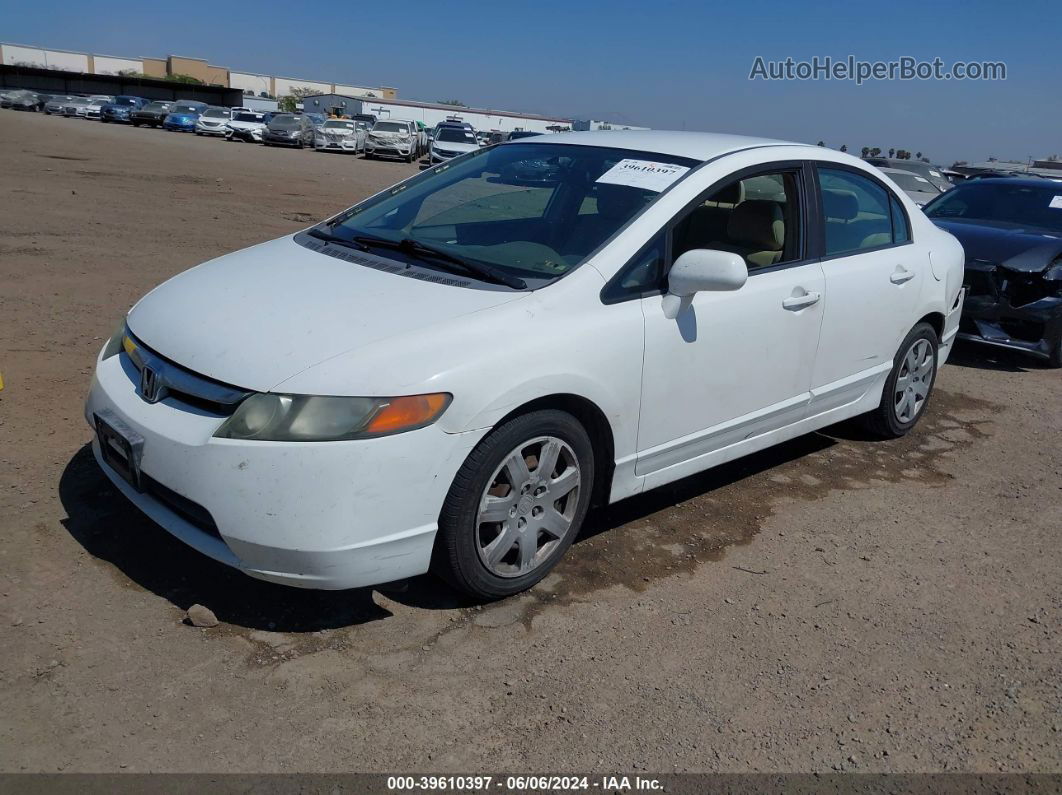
[166,113,198,122]
[931,219,1062,272]
[126,235,527,392]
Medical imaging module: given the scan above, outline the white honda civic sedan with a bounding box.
[86,131,965,599]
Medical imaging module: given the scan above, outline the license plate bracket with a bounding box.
[94,409,145,491]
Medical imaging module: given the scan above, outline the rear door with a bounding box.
[809,164,924,414]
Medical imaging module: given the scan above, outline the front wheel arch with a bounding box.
[485,393,616,509]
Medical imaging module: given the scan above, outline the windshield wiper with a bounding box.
[306,227,370,251]
[350,235,527,289]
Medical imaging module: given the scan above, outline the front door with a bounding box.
[636,165,825,482]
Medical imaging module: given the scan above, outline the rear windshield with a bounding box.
[888,172,938,193]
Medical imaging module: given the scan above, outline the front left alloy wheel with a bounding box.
[434,410,594,599]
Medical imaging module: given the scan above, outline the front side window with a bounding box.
[319,144,696,284]
[818,168,898,256]
[672,169,803,270]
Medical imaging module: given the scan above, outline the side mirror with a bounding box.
[662,249,748,319]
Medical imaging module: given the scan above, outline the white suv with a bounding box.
[364,119,419,162]
[85,131,964,599]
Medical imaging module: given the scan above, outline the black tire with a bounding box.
[1047,331,1062,369]
[434,409,595,600]
[860,322,939,438]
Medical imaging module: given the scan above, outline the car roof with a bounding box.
[958,176,1059,188]
[515,130,801,162]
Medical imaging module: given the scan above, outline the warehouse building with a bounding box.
[0,41,396,101]
[300,94,571,134]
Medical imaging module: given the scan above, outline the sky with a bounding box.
[4,0,1060,164]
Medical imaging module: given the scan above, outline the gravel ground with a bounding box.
[0,110,1059,774]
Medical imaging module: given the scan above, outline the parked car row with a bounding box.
[2,87,550,168]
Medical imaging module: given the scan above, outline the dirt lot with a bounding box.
[0,110,1059,774]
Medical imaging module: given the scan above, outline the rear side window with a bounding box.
[817,168,901,256]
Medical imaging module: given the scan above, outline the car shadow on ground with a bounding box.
[61,432,839,632]
[577,433,835,541]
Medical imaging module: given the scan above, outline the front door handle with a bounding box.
[782,291,821,311]
[890,267,915,284]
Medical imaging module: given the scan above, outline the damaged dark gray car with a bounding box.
[924,177,1062,367]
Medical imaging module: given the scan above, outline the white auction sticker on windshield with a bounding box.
[596,159,691,192]
[1049,195,1062,209]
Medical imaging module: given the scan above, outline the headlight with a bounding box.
[214,392,451,442]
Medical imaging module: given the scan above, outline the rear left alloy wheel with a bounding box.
[435,410,594,599]
[860,322,939,438]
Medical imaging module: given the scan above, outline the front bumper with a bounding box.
[317,137,360,151]
[228,128,264,142]
[85,349,480,589]
[366,139,413,157]
[196,122,227,135]
[264,134,302,146]
[959,263,1062,359]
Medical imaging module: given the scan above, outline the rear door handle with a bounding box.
[782,291,821,311]
[890,267,915,284]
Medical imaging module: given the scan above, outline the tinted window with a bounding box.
[673,169,802,270]
[818,168,895,255]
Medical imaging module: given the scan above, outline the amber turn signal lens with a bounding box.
[364,393,451,435]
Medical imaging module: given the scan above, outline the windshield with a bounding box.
[437,128,477,144]
[234,113,263,122]
[373,122,406,133]
[144,102,170,111]
[270,114,298,128]
[172,105,201,114]
[888,172,938,193]
[201,108,228,118]
[324,120,355,130]
[924,182,1062,234]
[320,143,697,283]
